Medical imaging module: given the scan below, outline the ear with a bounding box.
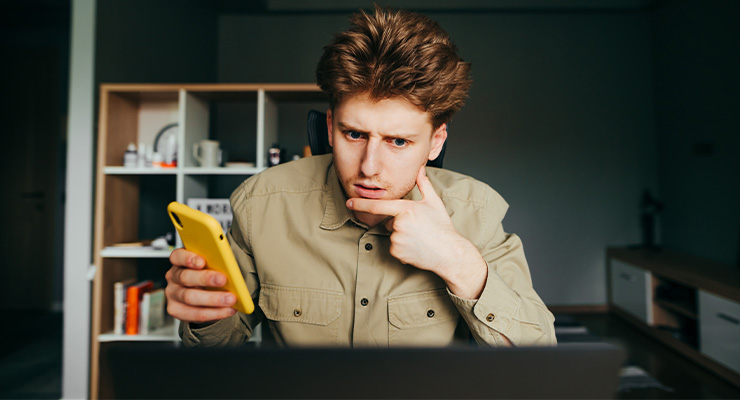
[326,108,333,147]
[427,123,447,161]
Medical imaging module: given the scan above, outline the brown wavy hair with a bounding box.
[316,5,472,129]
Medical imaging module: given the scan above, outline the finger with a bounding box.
[169,248,206,270]
[169,266,227,288]
[346,198,411,216]
[167,284,236,307]
[415,166,441,203]
[167,301,237,323]
[384,217,395,232]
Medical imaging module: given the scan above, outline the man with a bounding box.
[166,6,556,347]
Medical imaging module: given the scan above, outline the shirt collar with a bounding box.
[321,160,352,230]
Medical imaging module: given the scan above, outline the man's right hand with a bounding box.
[165,248,238,324]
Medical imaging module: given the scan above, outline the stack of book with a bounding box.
[114,279,166,335]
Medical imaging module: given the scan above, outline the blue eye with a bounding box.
[393,138,407,147]
[348,131,362,139]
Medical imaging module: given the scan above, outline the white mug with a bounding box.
[193,140,221,167]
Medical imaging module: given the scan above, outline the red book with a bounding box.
[126,280,154,335]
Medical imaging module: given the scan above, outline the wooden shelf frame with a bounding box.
[91,83,327,399]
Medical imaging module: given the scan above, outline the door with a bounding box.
[0,46,61,310]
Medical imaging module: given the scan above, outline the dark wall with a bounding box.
[217,11,657,305]
[96,0,218,83]
[652,0,740,266]
[89,1,739,305]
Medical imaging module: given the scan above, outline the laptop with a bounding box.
[105,342,625,399]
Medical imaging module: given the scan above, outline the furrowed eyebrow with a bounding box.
[337,122,368,134]
[337,121,420,140]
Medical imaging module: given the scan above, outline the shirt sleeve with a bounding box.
[179,183,265,347]
[447,193,556,347]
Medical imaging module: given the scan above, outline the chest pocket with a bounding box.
[259,284,343,346]
[388,289,460,346]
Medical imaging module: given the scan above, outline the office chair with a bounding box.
[307,110,446,168]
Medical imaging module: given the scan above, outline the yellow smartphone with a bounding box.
[167,201,254,314]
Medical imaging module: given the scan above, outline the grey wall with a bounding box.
[96,0,218,83]
[652,0,740,266]
[218,11,657,306]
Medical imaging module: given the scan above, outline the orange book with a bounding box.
[126,280,154,335]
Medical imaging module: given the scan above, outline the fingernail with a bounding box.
[212,275,226,286]
[346,200,353,208]
[223,294,235,305]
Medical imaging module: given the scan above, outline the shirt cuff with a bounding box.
[179,315,237,347]
[447,262,522,345]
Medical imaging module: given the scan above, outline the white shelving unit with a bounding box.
[91,83,327,399]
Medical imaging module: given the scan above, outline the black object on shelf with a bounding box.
[629,189,664,251]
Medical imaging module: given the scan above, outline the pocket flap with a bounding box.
[388,289,459,329]
[259,284,343,326]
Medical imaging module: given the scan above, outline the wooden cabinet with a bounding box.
[607,247,740,388]
[609,260,652,324]
[699,290,740,374]
[91,84,327,399]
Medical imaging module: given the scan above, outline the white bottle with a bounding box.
[137,142,147,168]
[123,143,137,168]
[164,135,175,167]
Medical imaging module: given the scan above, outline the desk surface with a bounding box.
[608,247,740,303]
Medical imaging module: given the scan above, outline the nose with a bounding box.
[360,139,382,177]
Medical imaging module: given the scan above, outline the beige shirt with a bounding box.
[180,154,556,347]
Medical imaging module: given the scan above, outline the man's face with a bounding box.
[327,93,447,224]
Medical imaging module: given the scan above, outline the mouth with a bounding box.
[353,183,387,199]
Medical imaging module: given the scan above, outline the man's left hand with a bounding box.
[346,166,487,299]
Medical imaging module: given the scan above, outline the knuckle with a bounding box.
[182,289,199,305]
[194,309,211,323]
[202,271,216,287]
[389,242,398,256]
[173,267,185,284]
[166,302,180,318]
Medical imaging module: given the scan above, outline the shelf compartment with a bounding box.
[100,89,180,169]
[654,298,698,320]
[651,275,699,348]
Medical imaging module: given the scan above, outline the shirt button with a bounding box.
[427,309,435,318]
[293,308,302,317]
[365,243,373,251]
[486,313,495,322]
[360,298,369,306]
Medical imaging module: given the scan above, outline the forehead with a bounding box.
[334,93,433,133]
